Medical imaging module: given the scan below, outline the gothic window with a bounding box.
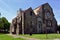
[30,21,32,28]
[46,12,50,17]
[30,11,32,16]
[45,11,51,19]
[46,20,52,27]
[44,7,46,10]
[38,21,42,28]
[30,21,34,28]
[39,24,40,28]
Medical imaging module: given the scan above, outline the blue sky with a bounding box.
[0,0,60,25]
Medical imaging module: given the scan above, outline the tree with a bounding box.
[0,17,10,32]
[58,25,60,27]
[0,18,4,28]
[57,25,60,33]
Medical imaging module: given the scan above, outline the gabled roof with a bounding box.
[34,3,54,16]
[34,3,51,10]
[42,3,52,9]
[17,3,53,16]
[24,7,33,12]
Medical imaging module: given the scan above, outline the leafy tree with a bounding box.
[0,18,4,28]
[58,25,60,27]
[0,17,10,32]
[57,25,60,32]
[4,22,10,31]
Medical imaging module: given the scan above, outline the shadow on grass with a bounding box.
[20,34,60,39]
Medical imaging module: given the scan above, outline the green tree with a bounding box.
[0,17,10,32]
[57,25,60,31]
[0,18,4,28]
[58,25,60,27]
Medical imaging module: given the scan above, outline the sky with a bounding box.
[0,0,60,25]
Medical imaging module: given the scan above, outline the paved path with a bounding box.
[7,34,40,40]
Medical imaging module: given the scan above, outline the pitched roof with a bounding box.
[34,3,50,10]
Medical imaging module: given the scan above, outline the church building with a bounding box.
[10,3,57,35]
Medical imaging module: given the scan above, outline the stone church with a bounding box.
[10,3,57,35]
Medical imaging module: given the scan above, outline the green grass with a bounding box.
[0,34,60,40]
[0,34,25,40]
[20,34,60,39]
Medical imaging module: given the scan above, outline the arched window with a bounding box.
[38,21,42,28]
[46,12,50,17]
[30,12,32,16]
[46,20,52,27]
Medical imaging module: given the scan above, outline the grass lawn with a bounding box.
[0,34,60,40]
[0,34,25,40]
[20,34,60,39]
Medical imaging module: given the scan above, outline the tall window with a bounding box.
[30,21,32,28]
[30,12,32,16]
[39,24,40,28]
[46,20,52,27]
[45,11,51,19]
[30,21,34,28]
[38,21,42,28]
